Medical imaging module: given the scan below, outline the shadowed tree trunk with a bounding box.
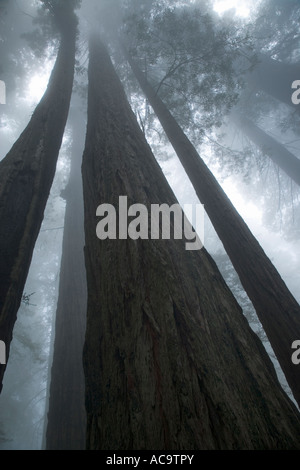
[122,44,300,409]
[81,36,300,450]
[230,111,300,186]
[247,53,300,111]
[45,108,87,450]
[0,3,77,393]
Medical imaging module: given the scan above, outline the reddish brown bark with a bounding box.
[0,6,77,393]
[81,36,300,450]
[122,45,300,409]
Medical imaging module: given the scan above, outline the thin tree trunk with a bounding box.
[122,45,300,408]
[45,108,87,450]
[0,7,77,393]
[82,36,300,450]
[247,53,299,111]
[231,111,300,186]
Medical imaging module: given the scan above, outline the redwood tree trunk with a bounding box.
[247,53,300,111]
[81,36,300,450]
[0,6,77,392]
[231,111,300,186]
[122,45,300,408]
[45,109,87,450]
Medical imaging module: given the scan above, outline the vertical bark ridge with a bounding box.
[81,36,300,450]
[0,8,77,392]
[122,44,300,408]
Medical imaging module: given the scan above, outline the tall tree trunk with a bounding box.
[45,108,87,450]
[81,36,300,450]
[122,45,300,408]
[247,53,299,111]
[0,5,77,393]
[230,111,300,186]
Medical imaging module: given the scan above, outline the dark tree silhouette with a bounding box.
[247,53,300,112]
[0,1,78,392]
[121,44,300,408]
[45,108,87,450]
[81,36,300,450]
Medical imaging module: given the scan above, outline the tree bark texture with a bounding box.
[123,45,300,410]
[230,111,300,186]
[0,10,77,392]
[45,109,87,450]
[81,36,300,450]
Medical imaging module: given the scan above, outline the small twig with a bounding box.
[14,0,36,19]
[40,226,64,232]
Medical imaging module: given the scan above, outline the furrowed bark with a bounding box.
[0,8,77,392]
[122,44,300,408]
[81,36,300,450]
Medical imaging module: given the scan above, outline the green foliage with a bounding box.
[22,0,81,58]
[251,0,300,60]
[120,0,250,141]
[202,0,300,240]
